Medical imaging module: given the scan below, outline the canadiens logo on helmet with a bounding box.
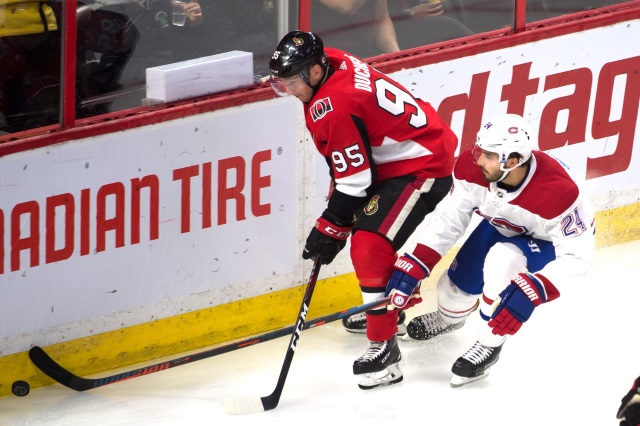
[508,126,519,134]
[364,195,380,215]
[293,37,304,46]
[310,98,333,122]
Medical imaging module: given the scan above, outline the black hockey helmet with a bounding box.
[269,30,328,80]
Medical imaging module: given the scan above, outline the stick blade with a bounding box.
[29,346,93,391]
[222,396,265,415]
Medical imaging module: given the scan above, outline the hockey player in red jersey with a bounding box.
[385,113,596,387]
[268,30,457,389]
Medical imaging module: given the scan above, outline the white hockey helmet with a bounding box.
[474,114,536,172]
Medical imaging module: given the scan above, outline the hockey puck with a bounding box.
[12,380,30,397]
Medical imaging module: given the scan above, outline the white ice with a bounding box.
[2,239,639,425]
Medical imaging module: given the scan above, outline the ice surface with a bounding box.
[2,240,639,425]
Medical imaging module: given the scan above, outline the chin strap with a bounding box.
[496,158,527,182]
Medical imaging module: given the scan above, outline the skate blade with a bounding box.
[396,323,407,337]
[358,363,403,390]
[450,371,490,388]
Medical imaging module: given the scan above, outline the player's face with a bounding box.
[269,74,313,102]
[472,144,503,182]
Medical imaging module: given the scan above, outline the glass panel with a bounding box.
[310,0,401,58]
[0,0,63,135]
[76,0,281,117]
[527,0,630,22]
[434,0,516,33]
[389,0,481,50]
[309,0,515,57]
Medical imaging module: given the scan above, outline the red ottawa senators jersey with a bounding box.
[304,47,458,200]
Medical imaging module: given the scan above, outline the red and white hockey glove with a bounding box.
[488,272,559,336]
[302,210,353,265]
[618,375,640,426]
[385,253,429,310]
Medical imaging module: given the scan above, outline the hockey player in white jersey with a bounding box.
[384,113,595,387]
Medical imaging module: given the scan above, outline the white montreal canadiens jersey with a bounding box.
[417,148,595,287]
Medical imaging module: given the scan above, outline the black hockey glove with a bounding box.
[302,210,353,265]
[618,375,640,426]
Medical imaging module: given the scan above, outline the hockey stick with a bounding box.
[30,272,390,393]
[222,256,324,415]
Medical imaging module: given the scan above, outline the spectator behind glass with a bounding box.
[0,0,61,134]
[387,0,474,50]
[311,0,400,59]
[75,2,140,118]
[81,0,203,112]
[78,0,274,116]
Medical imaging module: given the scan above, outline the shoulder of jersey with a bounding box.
[325,47,367,74]
[311,49,361,114]
[513,151,580,220]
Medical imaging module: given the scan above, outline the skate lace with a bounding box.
[461,342,493,365]
[357,341,386,362]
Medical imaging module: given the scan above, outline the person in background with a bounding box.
[0,0,61,133]
[268,30,457,389]
[177,0,203,25]
[387,0,474,50]
[384,113,595,387]
[73,0,203,113]
[312,0,400,58]
[75,2,140,117]
[618,375,640,426]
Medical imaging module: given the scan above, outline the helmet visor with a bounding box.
[472,142,483,164]
[269,73,307,97]
[472,141,495,164]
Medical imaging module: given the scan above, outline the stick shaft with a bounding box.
[260,257,322,411]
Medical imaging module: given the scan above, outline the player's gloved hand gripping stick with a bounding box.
[302,210,353,265]
[385,253,428,310]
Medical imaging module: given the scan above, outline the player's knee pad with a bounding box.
[482,242,527,297]
[350,230,396,289]
[479,242,527,320]
[436,270,479,324]
[350,230,396,310]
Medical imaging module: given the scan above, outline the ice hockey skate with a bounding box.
[353,337,403,390]
[342,310,407,336]
[405,311,465,340]
[450,341,503,387]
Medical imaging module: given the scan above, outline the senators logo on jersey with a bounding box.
[310,98,333,122]
[364,195,380,215]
